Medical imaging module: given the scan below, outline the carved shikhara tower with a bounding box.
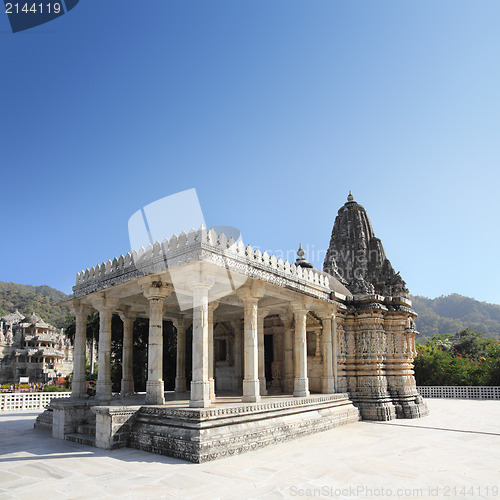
[324,192,428,420]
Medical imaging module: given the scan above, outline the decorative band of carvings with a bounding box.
[91,405,142,416]
[139,394,348,419]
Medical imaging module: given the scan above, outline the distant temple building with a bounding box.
[0,310,72,383]
[36,193,427,462]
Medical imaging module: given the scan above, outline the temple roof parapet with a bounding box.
[72,226,348,303]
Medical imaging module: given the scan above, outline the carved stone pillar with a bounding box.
[93,296,117,403]
[208,302,219,402]
[292,304,310,397]
[257,308,269,396]
[384,310,428,419]
[71,302,91,399]
[173,318,187,393]
[320,312,335,394]
[280,314,294,394]
[142,282,172,406]
[272,327,284,388]
[190,283,212,408]
[231,320,243,389]
[119,310,136,396]
[351,310,396,421]
[333,314,338,389]
[336,313,348,393]
[242,296,261,402]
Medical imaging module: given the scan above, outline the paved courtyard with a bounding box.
[0,399,499,500]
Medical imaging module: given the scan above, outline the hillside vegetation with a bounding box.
[1,282,499,340]
[0,281,70,329]
[412,294,500,340]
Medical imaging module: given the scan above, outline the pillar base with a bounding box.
[242,379,261,402]
[283,378,294,394]
[293,378,310,398]
[259,380,268,396]
[242,395,262,403]
[209,378,216,402]
[96,381,112,403]
[175,377,187,393]
[71,380,86,399]
[145,380,165,405]
[190,381,211,408]
[322,377,335,394]
[121,378,135,396]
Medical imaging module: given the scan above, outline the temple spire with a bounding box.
[323,195,408,297]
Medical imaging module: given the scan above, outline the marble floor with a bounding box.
[0,398,499,500]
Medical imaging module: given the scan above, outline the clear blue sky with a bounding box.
[1,1,499,304]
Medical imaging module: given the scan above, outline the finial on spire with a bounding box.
[295,243,313,268]
[347,190,354,202]
[297,243,305,259]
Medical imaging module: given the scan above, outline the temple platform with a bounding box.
[35,392,360,463]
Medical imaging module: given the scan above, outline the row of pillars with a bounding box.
[71,285,338,408]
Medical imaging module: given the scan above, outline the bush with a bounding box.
[414,331,500,386]
[41,385,70,392]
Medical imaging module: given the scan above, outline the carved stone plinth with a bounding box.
[129,394,360,463]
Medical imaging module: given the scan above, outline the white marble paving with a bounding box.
[0,399,499,499]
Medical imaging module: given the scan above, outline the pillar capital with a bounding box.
[290,300,310,314]
[186,273,216,291]
[172,316,187,330]
[317,306,336,321]
[208,300,220,314]
[118,308,138,323]
[90,294,119,313]
[230,319,243,332]
[258,306,270,319]
[70,300,92,318]
[141,280,173,300]
[279,313,293,328]
[236,284,265,303]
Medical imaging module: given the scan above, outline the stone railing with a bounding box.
[74,226,331,296]
[0,392,71,411]
[417,386,500,400]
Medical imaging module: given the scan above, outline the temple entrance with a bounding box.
[264,334,273,388]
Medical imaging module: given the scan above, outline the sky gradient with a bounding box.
[1,1,499,304]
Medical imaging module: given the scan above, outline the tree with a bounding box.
[414,331,500,386]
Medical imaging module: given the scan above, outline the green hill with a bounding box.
[411,294,500,340]
[0,281,70,329]
[1,282,498,340]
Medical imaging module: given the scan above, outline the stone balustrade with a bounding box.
[0,391,71,411]
[417,386,500,399]
[74,226,330,297]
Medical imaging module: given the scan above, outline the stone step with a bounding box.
[77,424,96,436]
[66,432,96,447]
[33,409,53,433]
[34,421,52,432]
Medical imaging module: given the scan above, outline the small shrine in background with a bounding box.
[0,310,72,383]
